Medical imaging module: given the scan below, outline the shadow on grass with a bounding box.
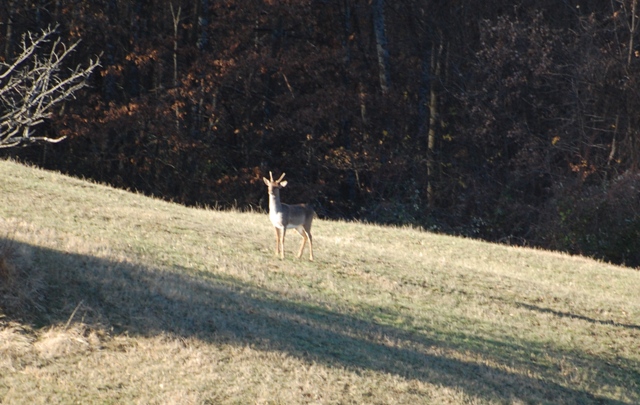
[516,302,640,331]
[3,238,637,404]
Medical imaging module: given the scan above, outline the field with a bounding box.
[0,159,638,404]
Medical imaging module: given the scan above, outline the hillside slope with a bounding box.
[0,159,638,404]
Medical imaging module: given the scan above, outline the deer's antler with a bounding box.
[267,171,286,183]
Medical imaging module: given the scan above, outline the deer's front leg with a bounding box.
[274,227,280,257]
[279,228,286,259]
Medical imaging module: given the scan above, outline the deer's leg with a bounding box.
[274,227,280,257]
[296,228,307,259]
[280,228,286,259]
[297,227,313,261]
[306,229,314,261]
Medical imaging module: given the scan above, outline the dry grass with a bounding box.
[0,158,638,404]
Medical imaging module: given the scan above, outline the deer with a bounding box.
[263,171,315,261]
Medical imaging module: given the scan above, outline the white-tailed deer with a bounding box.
[263,171,315,260]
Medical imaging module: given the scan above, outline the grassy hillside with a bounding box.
[0,159,638,404]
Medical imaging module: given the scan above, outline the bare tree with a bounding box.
[0,25,99,148]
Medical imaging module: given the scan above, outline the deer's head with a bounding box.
[263,171,287,195]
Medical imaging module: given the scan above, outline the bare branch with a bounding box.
[0,25,100,148]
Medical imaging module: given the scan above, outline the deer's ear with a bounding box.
[280,180,288,187]
[263,177,270,185]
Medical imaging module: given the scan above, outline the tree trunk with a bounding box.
[427,38,444,207]
[372,0,390,94]
[4,0,15,60]
[629,0,638,67]
[197,0,209,50]
[171,4,181,132]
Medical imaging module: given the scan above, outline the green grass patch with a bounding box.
[0,159,638,404]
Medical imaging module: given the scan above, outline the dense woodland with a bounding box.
[1,1,640,267]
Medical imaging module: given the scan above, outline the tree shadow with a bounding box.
[515,302,640,331]
[2,238,636,404]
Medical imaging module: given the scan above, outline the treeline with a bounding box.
[2,1,640,266]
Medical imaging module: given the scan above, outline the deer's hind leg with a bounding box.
[296,226,313,261]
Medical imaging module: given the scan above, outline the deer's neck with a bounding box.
[268,189,288,228]
[269,190,283,213]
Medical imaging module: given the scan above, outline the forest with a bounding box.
[1,0,640,267]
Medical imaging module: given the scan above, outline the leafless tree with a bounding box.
[0,25,99,148]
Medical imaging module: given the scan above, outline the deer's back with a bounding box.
[281,203,314,228]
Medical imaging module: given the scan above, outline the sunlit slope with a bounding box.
[0,159,638,404]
